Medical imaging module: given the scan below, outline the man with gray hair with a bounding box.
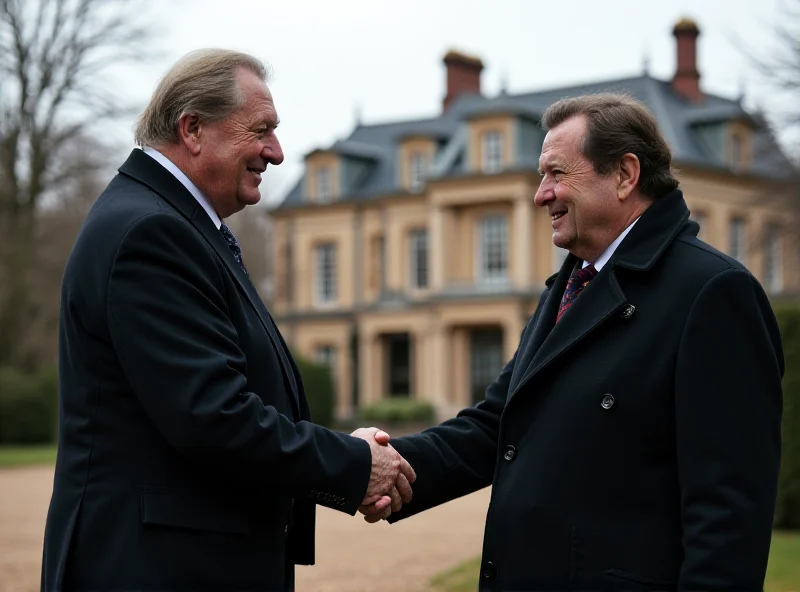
[41,49,415,592]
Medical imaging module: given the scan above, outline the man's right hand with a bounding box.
[351,427,416,510]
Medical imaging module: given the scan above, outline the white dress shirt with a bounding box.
[143,147,222,230]
[582,217,640,271]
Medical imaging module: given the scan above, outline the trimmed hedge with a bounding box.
[360,396,435,424]
[294,357,335,428]
[775,305,800,529]
[0,366,58,444]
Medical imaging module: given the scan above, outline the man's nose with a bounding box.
[534,179,554,207]
[264,136,284,166]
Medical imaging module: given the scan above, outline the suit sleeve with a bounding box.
[387,319,534,522]
[674,268,783,589]
[107,213,371,515]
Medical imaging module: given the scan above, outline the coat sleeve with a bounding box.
[107,213,371,515]
[387,319,535,523]
[674,268,783,589]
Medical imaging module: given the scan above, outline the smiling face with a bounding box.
[534,115,643,263]
[189,68,284,218]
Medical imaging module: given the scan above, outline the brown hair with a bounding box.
[134,49,268,147]
[541,92,679,197]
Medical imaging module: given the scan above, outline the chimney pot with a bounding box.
[672,17,703,102]
[442,50,484,111]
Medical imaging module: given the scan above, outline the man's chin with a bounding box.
[552,232,571,251]
[239,191,262,208]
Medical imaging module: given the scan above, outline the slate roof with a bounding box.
[276,73,793,211]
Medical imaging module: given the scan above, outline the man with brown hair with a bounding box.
[363,93,784,591]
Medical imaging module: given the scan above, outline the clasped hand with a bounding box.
[351,427,415,523]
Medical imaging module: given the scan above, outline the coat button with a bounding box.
[601,394,615,410]
[482,561,497,579]
[621,304,635,319]
[503,445,516,461]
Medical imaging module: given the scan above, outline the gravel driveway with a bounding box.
[0,466,490,592]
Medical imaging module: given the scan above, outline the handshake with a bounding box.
[351,427,416,523]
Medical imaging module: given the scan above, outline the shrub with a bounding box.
[774,304,800,529]
[360,396,435,425]
[294,357,335,428]
[0,366,58,444]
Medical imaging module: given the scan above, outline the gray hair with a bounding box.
[133,48,269,147]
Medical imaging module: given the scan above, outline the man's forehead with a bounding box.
[540,124,583,162]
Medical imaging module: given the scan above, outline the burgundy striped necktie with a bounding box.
[556,264,597,323]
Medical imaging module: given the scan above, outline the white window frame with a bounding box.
[731,133,742,170]
[476,215,508,283]
[481,130,503,174]
[409,152,427,192]
[729,217,747,263]
[764,224,783,294]
[316,167,332,203]
[409,228,429,290]
[314,243,337,305]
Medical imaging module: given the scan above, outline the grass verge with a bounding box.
[431,531,800,592]
[0,444,57,468]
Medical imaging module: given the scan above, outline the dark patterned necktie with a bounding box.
[219,223,248,275]
[556,264,597,323]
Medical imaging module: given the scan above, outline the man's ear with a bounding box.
[617,153,641,201]
[177,114,203,156]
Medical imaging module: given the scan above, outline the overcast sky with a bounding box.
[106,0,792,205]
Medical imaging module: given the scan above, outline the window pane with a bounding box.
[730,218,746,262]
[481,131,503,174]
[317,168,331,203]
[409,153,427,192]
[409,229,428,288]
[764,224,782,293]
[315,243,337,303]
[479,216,508,281]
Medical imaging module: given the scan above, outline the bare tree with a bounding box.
[737,0,800,156]
[0,0,155,369]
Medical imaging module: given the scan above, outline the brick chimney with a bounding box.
[442,50,484,111]
[672,18,703,102]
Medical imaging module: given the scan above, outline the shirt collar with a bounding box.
[583,217,640,271]
[143,147,222,230]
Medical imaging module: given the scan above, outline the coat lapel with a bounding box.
[509,263,627,403]
[118,149,301,417]
[507,188,692,404]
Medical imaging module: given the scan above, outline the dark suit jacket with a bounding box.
[389,189,784,591]
[41,149,371,592]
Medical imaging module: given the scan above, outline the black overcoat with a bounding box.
[41,149,371,592]
[390,189,784,591]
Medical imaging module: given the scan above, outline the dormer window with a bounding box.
[731,133,742,171]
[481,130,503,174]
[316,167,332,203]
[409,152,427,192]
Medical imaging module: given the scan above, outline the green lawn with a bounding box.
[0,444,57,468]
[431,531,800,592]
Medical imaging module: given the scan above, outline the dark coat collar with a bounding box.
[117,149,302,417]
[510,189,693,403]
[119,148,213,232]
[611,188,692,271]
